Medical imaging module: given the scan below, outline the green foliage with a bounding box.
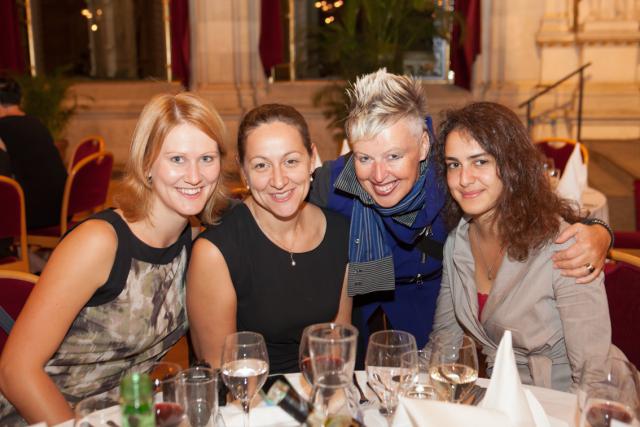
[14,70,77,140]
[310,0,458,141]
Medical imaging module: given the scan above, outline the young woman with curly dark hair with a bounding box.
[426,102,622,391]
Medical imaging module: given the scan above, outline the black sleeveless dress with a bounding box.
[198,203,349,373]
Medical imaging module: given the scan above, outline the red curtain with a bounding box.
[170,0,190,88]
[450,0,481,90]
[259,0,283,77]
[0,0,26,74]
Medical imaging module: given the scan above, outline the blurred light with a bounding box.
[81,8,93,19]
[324,16,335,24]
[91,24,98,31]
[96,8,102,16]
[448,70,455,81]
[334,0,343,7]
[314,1,322,8]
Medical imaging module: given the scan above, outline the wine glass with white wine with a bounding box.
[428,334,478,403]
[221,331,269,427]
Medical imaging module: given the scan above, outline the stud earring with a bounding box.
[310,175,314,182]
[246,184,250,190]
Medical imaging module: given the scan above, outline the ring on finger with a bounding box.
[585,262,596,274]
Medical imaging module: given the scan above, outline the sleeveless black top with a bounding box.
[199,203,350,374]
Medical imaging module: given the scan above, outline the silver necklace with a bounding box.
[250,204,299,267]
[471,225,504,281]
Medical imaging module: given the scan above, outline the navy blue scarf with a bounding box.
[334,156,429,296]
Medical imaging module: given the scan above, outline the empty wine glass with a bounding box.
[74,391,120,427]
[365,330,417,424]
[400,349,436,401]
[429,334,478,403]
[148,361,184,427]
[307,323,358,387]
[177,366,219,427]
[221,331,269,427]
[578,356,640,427]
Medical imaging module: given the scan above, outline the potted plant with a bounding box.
[309,0,459,142]
[14,69,78,159]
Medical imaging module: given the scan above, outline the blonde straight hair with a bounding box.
[115,92,229,225]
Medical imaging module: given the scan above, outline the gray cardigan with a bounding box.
[428,217,614,391]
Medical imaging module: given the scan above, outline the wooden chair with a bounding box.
[604,251,640,368]
[0,176,30,272]
[0,270,38,352]
[28,151,114,249]
[68,135,105,172]
[535,137,589,174]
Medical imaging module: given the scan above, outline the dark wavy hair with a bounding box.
[434,102,583,261]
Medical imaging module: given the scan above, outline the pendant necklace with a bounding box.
[471,224,504,281]
[251,204,300,267]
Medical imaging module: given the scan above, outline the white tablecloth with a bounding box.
[581,187,609,223]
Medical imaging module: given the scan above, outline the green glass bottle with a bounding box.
[120,372,155,427]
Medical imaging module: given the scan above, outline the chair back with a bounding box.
[604,258,640,368]
[0,177,29,272]
[0,270,38,352]
[634,179,640,231]
[62,151,114,233]
[68,135,105,172]
[535,137,589,174]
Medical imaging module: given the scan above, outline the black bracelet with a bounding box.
[582,217,614,250]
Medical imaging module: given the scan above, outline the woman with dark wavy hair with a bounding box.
[427,101,619,391]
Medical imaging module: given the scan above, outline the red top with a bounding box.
[477,292,489,320]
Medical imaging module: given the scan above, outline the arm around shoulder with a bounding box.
[187,237,238,369]
[0,219,117,425]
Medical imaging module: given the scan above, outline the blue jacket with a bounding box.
[310,154,447,347]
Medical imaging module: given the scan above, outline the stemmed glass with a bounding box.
[177,366,219,427]
[299,324,314,386]
[400,349,436,401]
[221,331,269,427]
[365,330,417,424]
[578,356,640,427]
[428,334,478,403]
[148,361,184,427]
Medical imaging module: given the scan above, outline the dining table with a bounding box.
[47,371,580,427]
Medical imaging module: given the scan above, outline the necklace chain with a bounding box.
[249,203,299,267]
[471,225,503,281]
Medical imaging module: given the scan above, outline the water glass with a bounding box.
[400,349,436,400]
[221,331,269,427]
[178,366,219,427]
[307,322,358,387]
[429,334,478,403]
[578,356,640,427]
[74,392,120,427]
[365,330,417,423]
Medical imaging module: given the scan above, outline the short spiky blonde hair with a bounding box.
[115,92,229,225]
[345,69,429,143]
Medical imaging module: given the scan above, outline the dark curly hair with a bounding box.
[434,102,583,261]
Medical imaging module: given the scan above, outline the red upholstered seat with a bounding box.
[28,151,114,249]
[68,135,105,172]
[535,137,588,175]
[0,176,29,272]
[604,259,640,369]
[0,270,38,352]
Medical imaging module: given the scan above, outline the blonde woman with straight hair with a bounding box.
[0,92,228,426]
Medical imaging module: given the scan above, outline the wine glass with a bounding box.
[299,324,314,386]
[221,331,269,427]
[365,330,417,424]
[306,323,358,387]
[400,349,436,401]
[148,361,184,427]
[74,391,120,427]
[177,366,219,427]
[428,334,478,403]
[578,356,640,427]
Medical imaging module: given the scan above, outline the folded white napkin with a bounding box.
[480,331,549,427]
[555,143,587,205]
[340,138,350,155]
[398,397,511,427]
